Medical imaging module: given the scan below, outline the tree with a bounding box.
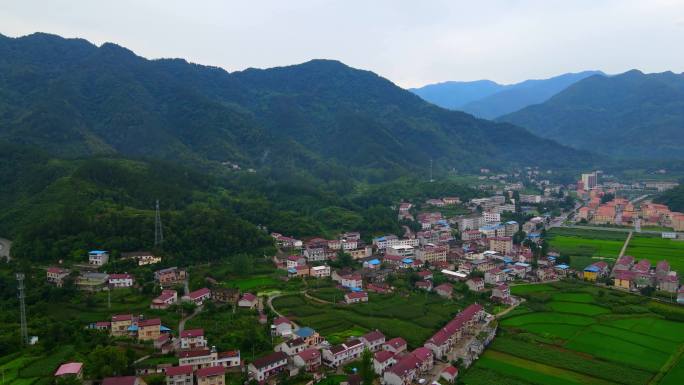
[55,376,82,385]
[360,349,375,385]
[86,345,130,379]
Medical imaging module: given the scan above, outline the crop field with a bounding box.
[547,229,625,258]
[0,346,78,385]
[272,291,474,348]
[625,237,684,273]
[462,281,684,385]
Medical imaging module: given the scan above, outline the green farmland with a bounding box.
[462,281,684,385]
[272,288,484,348]
[625,237,684,273]
[547,228,627,259]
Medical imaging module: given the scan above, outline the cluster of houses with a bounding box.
[232,303,492,384]
[581,256,681,296]
[577,185,684,231]
[46,250,164,291]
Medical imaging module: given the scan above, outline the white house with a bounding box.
[248,352,288,382]
[88,250,109,266]
[108,273,134,288]
[322,339,364,367]
[310,265,331,278]
[180,329,207,350]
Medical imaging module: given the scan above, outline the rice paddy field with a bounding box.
[626,237,684,273]
[461,281,684,385]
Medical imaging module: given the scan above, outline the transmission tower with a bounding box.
[154,200,164,247]
[16,273,28,345]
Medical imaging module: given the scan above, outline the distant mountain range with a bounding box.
[500,70,684,159]
[0,32,591,179]
[410,71,603,119]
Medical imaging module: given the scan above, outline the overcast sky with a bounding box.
[1,0,684,88]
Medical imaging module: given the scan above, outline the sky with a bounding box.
[1,0,684,88]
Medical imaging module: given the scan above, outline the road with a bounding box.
[178,306,202,334]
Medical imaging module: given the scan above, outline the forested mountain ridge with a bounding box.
[0,32,593,179]
[500,70,684,159]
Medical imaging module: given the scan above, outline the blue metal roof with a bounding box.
[287,268,297,274]
[514,262,530,267]
[368,259,381,265]
[402,258,413,264]
[584,266,600,272]
[503,257,513,263]
[160,325,171,332]
[556,264,570,269]
[295,327,315,338]
[128,325,139,331]
[89,250,107,254]
[351,287,363,292]
[506,221,518,225]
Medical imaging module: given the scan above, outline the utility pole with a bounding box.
[16,273,28,346]
[429,159,434,182]
[154,200,164,247]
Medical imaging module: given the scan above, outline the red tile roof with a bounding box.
[241,293,257,302]
[345,291,368,300]
[195,366,225,378]
[426,304,483,346]
[112,314,132,322]
[384,337,407,350]
[389,354,420,377]
[374,350,395,363]
[138,318,161,327]
[102,377,137,385]
[178,349,211,358]
[411,347,432,362]
[187,288,211,300]
[362,330,385,343]
[251,351,288,369]
[442,365,458,376]
[180,329,204,338]
[273,316,291,326]
[297,348,321,362]
[165,365,193,376]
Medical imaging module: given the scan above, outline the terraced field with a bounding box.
[462,282,684,385]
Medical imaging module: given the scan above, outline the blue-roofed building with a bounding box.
[556,264,570,269]
[364,258,381,269]
[295,327,315,338]
[88,250,109,266]
[503,257,513,264]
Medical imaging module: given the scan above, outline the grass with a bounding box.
[547,302,610,316]
[546,228,627,258]
[232,276,280,291]
[661,355,684,385]
[19,345,75,377]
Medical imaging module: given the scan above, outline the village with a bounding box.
[43,170,684,385]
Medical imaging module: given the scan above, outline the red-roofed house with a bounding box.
[415,280,433,291]
[109,273,134,288]
[382,337,407,354]
[440,365,459,383]
[360,330,386,351]
[344,291,368,304]
[138,318,161,341]
[373,350,396,375]
[435,283,453,299]
[614,271,636,290]
[248,351,288,382]
[491,284,513,304]
[165,365,193,385]
[180,329,207,350]
[47,267,70,287]
[465,278,484,292]
[238,293,257,308]
[178,349,213,370]
[322,339,364,367]
[293,348,322,372]
[411,347,434,372]
[275,337,307,356]
[272,317,293,337]
[215,350,241,369]
[111,314,133,337]
[341,274,363,289]
[383,354,420,385]
[196,366,225,385]
[55,362,83,379]
[424,304,485,360]
[151,290,178,310]
[183,288,211,306]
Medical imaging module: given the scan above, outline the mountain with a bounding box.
[0,32,593,180]
[461,71,603,119]
[500,70,684,159]
[410,71,602,118]
[408,80,503,110]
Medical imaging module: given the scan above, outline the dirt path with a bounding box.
[619,231,633,258]
[178,306,202,333]
[495,298,525,319]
